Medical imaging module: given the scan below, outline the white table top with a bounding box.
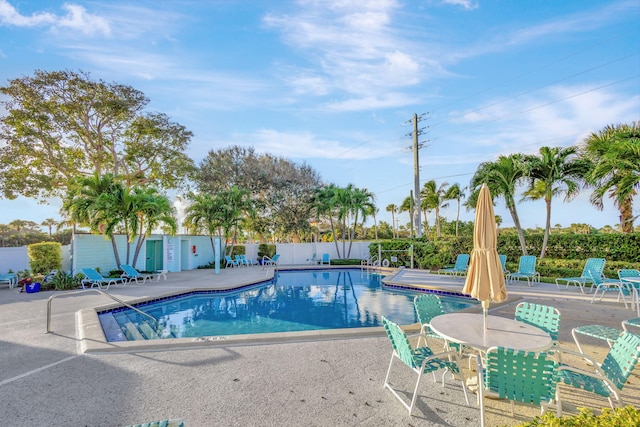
[430,312,553,352]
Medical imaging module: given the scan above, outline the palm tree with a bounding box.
[386,204,398,238]
[522,146,590,258]
[444,183,466,237]
[469,154,529,255]
[580,122,640,233]
[41,218,58,238]
[346,186,375,257]
[399,196,414,238]
[130,187,177,267]
[184,193,224,256]
[420,180,449,238]
[62,174,124,266]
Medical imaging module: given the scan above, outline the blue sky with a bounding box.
[0,0,639,232]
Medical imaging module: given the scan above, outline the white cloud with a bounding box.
[441,0,479,10]
[0,0,110,36]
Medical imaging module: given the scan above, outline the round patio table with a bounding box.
[430,312,552,352]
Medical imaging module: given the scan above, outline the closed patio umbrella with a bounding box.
[462,183,507,331]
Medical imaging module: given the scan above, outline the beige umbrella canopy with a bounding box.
[462,183,507,330]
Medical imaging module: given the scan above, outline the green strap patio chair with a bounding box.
[413,294,462,352]
[477,347,559,427]
[555,258,605,293]
[382,316,469,415]
[556,331,640,413]
[619,269,640,316]
[514,302,561,343]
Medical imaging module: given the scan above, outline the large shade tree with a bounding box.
[196,146,320,242]
[0,69,195,201]
[522,146,591,258]
[580,122,640,233]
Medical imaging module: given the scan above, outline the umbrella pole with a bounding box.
[482,300,490,332]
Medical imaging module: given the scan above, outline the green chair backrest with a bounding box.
[517,256,537,275]
[619,269,640,280]
[413,294,445,325]
[582,258,606,278]
[601,331,640,390]
[454,254,470,270]
[382,316,418,369]
[484,347,557,405]
[514,302,561,342]
[499,254,508,272]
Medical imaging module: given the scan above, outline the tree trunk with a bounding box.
[110,235,122,267]
[508,205,528,255]
[620,197,634,233]
[540,198,552,259]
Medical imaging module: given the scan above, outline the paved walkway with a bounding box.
[0,266,638,426]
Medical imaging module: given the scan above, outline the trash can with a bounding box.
[25,282,41,293]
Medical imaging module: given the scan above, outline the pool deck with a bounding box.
[1,265,638,426]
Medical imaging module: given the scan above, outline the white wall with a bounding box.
[0,244,71,274]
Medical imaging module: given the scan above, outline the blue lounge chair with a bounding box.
[619,269,640,316]
[235,254,245,267]
[120,264,155,284]
[320,253,330,265]
[555,258,605,293]
[80,268,126,290]
[588,269,631,309]
[240,254,253,266]
[0,272,18,289]
[506,255,540,286]
[225,255,239,268]
[306,253,319,265]
[437,254,469,276]
[499,254,509,275]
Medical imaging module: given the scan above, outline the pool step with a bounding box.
[113,311,163,340]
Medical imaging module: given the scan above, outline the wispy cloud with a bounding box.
[263,0,431,110]
[0,0,110,36]
[441,0,479,11]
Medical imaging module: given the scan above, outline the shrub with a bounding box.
[27,242,62,275]
[516,406,640,427]
[48,271,82,290]
[258,244,276,259]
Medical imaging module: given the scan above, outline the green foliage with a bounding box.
[258,244,276,259]
[516,406,640,427]
[48,271,82,291]
[27,242,62,275]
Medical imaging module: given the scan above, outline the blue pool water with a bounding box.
[99,269,478,341]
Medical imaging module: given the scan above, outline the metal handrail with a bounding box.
[46,289,157,334]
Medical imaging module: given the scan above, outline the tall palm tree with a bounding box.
[469,154,529,255]
[386,204,398,238]
[41,218,58,238]
[346,186,375,258]
[522,146,591,258]
[420,180,449,238]
[580,122,640,233]
[444,183,466,237]
[314,184,342,257]
[399,196,414,238]
[184,193,224,255]
[62,174,123,266]
[130,187,177,267]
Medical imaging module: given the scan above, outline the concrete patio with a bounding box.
[0,266,638,426]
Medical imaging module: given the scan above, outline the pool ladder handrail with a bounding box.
[46,289,157,334]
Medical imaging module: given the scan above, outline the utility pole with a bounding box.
[406,113,428,238]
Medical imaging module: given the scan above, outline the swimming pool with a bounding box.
[98,269,478,342]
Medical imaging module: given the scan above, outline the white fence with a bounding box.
[0,236,376,275]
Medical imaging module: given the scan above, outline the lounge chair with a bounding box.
[120,264,155,284]
[499,254,509,275]
[306,253,319,265]
[382,316,469,415]
[506,255,540,286]
[477,347,559,426]
[240,254,253,266]
[225,255,239,268]
[555,331,640,413]
[437,254,469,276]
[80,268,127,290]
[262,253,280,266]
[235,254,245,267]
[588,269,631,309]
[320,253,330,265]
[0,272,18,289]
[555,258,605,293]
